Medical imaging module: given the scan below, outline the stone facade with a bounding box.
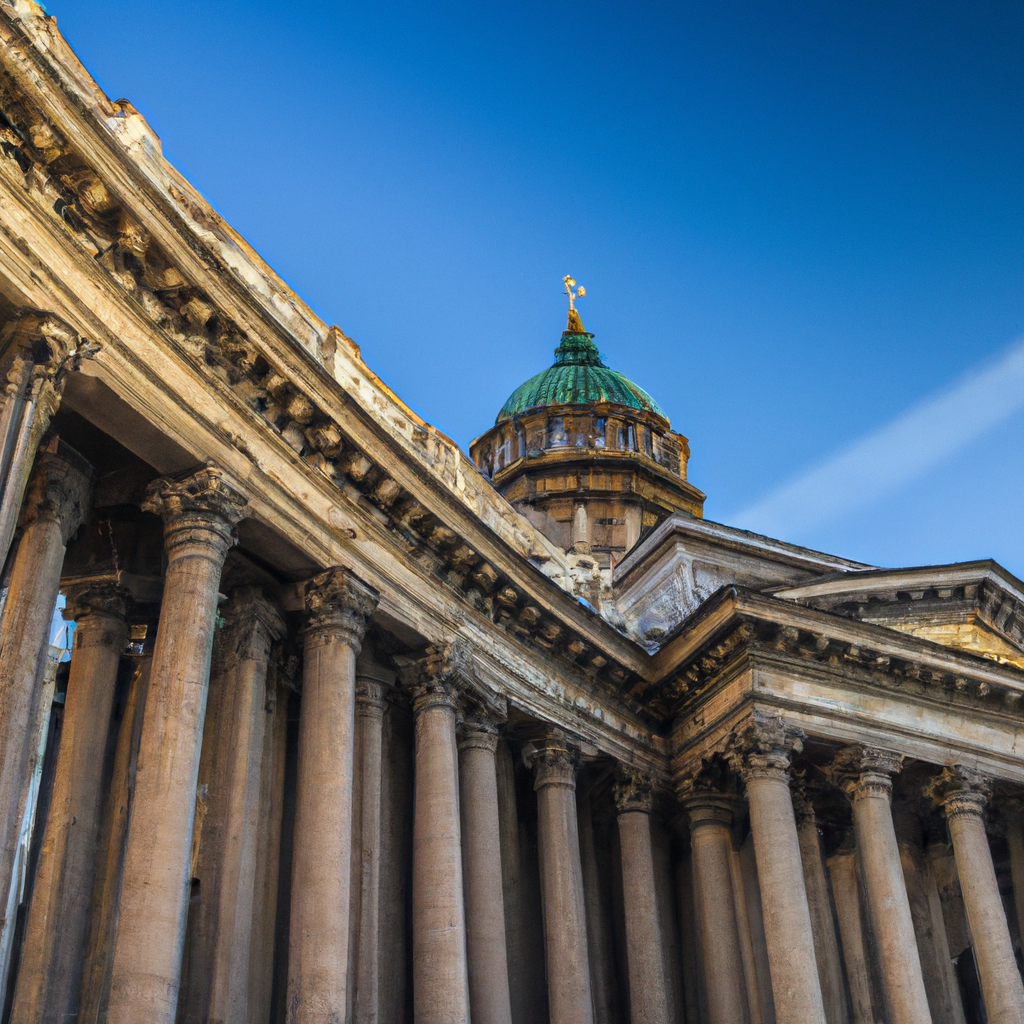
[0,5,1021,1023]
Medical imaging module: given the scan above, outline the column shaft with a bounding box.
[287,568,377,1024]
[579,790,617,1024]
[459,723,513,1024]
[1006,812,1024,970]
[532,737,594,1024]
[0,312,81,569]
[685,796,749,1024]
[615,769,670,1024]
[107,467,246,1024]
[795,802,849,1024]
[827,842,881,1024]
[745,765,826,1024]
[0,442,90,972]
[12,583,128,1023]
[185,589,283,1024]
[842,750,931,1024]
[940,774,1024,1024]
[411,685,470,1024]
[353,664,391,1024]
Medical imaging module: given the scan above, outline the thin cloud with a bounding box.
[731,336,1024,539]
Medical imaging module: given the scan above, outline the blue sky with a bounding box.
[52,2,1024,576]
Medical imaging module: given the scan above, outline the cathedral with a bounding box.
[0,5,1022,1024]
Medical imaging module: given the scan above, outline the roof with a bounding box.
[496,329,667,424]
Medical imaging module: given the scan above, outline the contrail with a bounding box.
[730,335,1024,539]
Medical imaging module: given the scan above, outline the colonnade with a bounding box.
[0,356,1021,1023]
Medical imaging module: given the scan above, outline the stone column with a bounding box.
[352,646,394,1024]
[834,746,931,1024]
[826,832,882,1024]
[286,568,378,1024]
[615,767,671,1024]
[0,311,87,570]
[404,645,471,1024]
[458,709,513,1024]
[579,788,617,1024]
[106,466,248,1024]
[1005,800,1024,966]
[0,440,91,943]
[184,588,285,1024]
[733,714,826,1024]
[793,791,849,1024]
[527,730,594,1024]
[11,580,129,1023]
[681,785,750,1024]
[932,766,1024,1024]
[894,808,967,1024]
[671,828,703,1024]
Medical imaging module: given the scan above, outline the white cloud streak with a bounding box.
[731,336,1024,539]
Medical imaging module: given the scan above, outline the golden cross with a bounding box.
[563,275,586,312]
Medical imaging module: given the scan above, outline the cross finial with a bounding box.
[563,275,586,312]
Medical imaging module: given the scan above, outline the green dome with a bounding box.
[496,331,666,424]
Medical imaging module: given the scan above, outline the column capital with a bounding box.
[727,710,805,783]
[458,702,506,753]
[142,465,248,557]
[20,439,93,543]
[399,641,472,716]
[63,577,130,623]
[1,309,94,404]
[830,745,904,802]
[927,764,991,821]
[613,765,653,815]
[303,566,379,654]
[217,586,286,668]
[524,730,578,791]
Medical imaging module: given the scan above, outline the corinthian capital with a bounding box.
[1,310,95,406]
[523,729,579,791]
[303,567,379,654]
[927,764,991,821]
[613,765,654,814]
[20,438,93,543]
[830,745,904,803]
[218,586,287,666]
[727,710,805,783]
[142,465,248,558]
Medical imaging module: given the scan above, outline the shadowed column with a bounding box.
[733,714,826,1024]
[793,790,849,1024]
[403,645,471,1024]
[527,730,594,1024]
[931,766,1024,1024]
[682,780,750,1024]
[833,746,931,1024]
[0,440,91,979]
[186,587,285,1024]
[458,707,513,1024]
[11,580,129,1024]
[0,312,88,570]
[353,643,395,1024]
[287,568,378,1024]
[107,466,247,1024]
[615,766,670,1024]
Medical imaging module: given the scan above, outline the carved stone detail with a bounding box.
[216,586,286,669]
[726,710,805,783]
[613,765,653,814]
[928,764,991,822]
[142,465,248,559]
[303,567,379,655]
[524,730,579,790]
[458,702,505,753]
[830,745,904,803]
[19,438,93,543]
